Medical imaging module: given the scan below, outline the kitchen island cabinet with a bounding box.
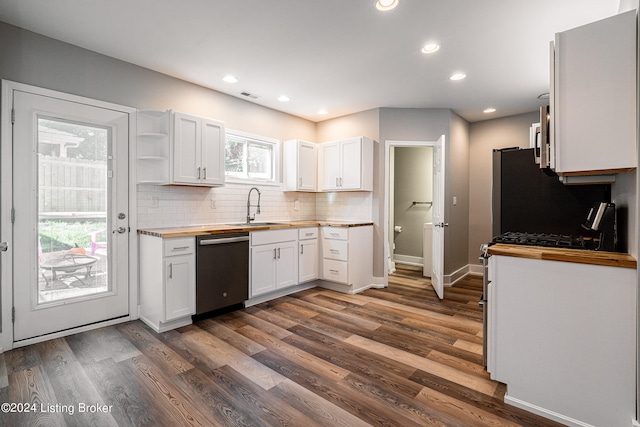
[487,251,636,427]
[139,235,196,332]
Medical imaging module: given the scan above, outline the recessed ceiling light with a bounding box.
[376,0,399,11]
[278,95,290,102]
[421,43,440,54]
[484,108,496,114]
[222,75,238,83]
[318,109,328,115]
[449,72,466,81]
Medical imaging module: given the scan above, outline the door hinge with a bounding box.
[11,208,15,224]
[11,109,15,124]
[12,307,15,323]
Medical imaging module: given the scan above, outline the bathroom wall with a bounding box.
[393,146,433,263]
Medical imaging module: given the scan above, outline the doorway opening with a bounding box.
[388,146,434,273]
[384,137,446,299]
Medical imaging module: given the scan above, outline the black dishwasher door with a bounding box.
[196,233,249,315]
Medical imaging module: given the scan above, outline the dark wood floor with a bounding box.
[0,265,564,426]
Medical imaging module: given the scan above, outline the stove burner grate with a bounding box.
[491,232,586,249]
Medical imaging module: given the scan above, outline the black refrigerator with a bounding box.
[492,148,611,237]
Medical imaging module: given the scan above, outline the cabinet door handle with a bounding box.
[168,263,173,279]
[273,248,277,259]
[299,177,302,186]
[203,167,207,179]
[197,167,201,179]
[277,247,281,259]
[336,177,339,187]
[340,177,343,186]
[300,244,304,255]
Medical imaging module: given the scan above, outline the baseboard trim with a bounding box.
[444,264,469,286]
[468,263,483,275]
[393,254,423,267]
[504,394,595,427]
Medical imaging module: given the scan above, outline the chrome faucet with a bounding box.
[246,187,261,223]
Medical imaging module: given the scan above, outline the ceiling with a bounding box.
[0,0,624,122]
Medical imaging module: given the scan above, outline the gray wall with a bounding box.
[393,147,433,259]
[377,108,470,277]
[467,112,538,264]
[0,22,316,142]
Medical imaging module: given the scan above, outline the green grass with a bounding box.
[39,220,105,253]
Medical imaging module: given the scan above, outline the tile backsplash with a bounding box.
[136,183,373,229]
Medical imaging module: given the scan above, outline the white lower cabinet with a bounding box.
[321,225,372,288]
[139,235,196,332]
[488,255,636,427]
[298,227,319,283]
[250,229,298,297]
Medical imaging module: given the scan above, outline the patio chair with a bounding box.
[90,228,107,255]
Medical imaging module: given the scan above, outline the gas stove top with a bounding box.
[491,232,587,250]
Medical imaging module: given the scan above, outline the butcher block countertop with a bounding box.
[488,243,637,269]
[137,220,374,238]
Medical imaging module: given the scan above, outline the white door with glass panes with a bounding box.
[9,86,131,342]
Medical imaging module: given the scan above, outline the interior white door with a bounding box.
[431,135,446,299]
[12,89,130,342]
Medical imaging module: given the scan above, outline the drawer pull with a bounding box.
[305,232,313,236]
[330,233,340,237]
[172,246,190,250]
[330,249,339,253]
[329,269,339,274]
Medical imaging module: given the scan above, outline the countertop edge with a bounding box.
[487,244,637,269]
[137,221,374,238]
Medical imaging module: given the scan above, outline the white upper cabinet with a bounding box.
[283,139,317,192]
[551,10,636,175]
[172,111,225,186]
[319,137,373,191]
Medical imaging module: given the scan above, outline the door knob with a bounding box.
[113,227,127,234]
[435,222,449,228]
[0,242,7,251]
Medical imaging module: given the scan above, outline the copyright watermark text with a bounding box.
[1,402,113,415]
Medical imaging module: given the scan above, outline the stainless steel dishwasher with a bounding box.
[196,233,249,315]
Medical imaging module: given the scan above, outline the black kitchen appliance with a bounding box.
[195,233,249,316]
[492,148,611,237]
[581,202,616,251]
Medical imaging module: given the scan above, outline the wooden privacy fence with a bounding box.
[38,155,106,213]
